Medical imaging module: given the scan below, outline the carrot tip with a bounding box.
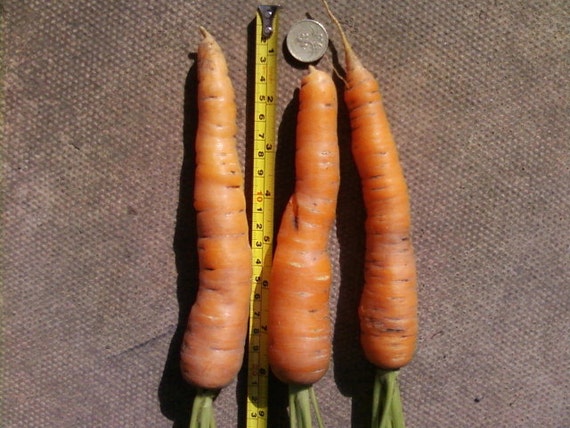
[198,26,209,39]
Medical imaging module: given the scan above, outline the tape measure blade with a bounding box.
[246,5,279,428]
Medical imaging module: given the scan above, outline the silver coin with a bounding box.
[286,19,329,63]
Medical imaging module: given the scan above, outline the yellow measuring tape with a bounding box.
[247,5,279,428]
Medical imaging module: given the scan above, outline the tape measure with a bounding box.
[247,5,279,428]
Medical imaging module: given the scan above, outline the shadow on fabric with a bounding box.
[158,55,199,428]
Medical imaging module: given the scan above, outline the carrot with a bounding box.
[268,65,339,428]
[180,26,252,427]
[322,1,418,427]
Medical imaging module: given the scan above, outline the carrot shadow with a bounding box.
[158,54,200,428]
[235,17,256,428]
[329,41,376,427]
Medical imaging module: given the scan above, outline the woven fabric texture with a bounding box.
[3,1,569,427]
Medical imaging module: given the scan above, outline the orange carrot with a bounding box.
[322,1,418,427]
[180,27,252,427]
[268,65,339,427]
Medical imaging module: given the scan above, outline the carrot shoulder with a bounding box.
[180,27,252,391]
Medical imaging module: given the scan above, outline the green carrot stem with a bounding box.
[199,397,210,427]
[288,384,324,428]
[289,388,298,428]
[372,369,405,428]
[189,393,202,428]
[309,386,325,428]
[296,407,304,427]
[372,369,382,427]
[299,387,312,427]
[378,371,396,428]
[189,389,217,428]
[291,384,311,427]
[390,377,405,428]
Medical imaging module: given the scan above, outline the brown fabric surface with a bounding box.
[2,1,569,427]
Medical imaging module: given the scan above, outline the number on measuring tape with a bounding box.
[246,5,279,428]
